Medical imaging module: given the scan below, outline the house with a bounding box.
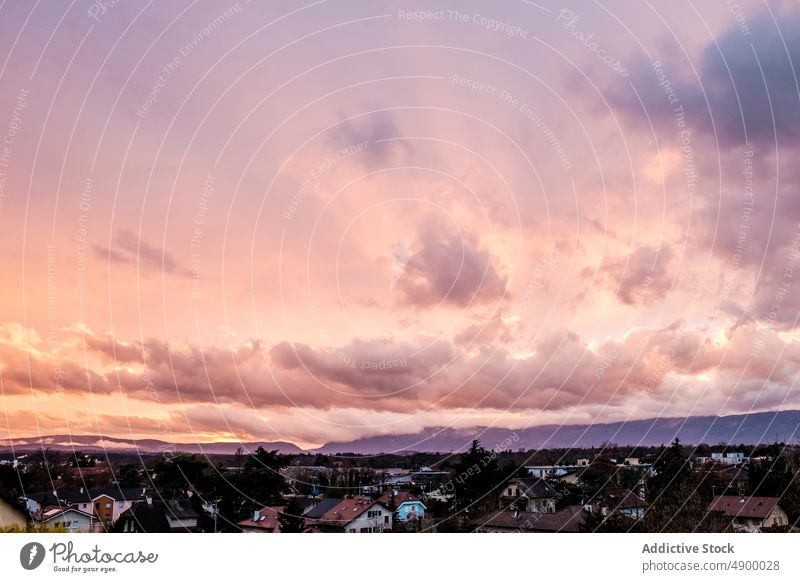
[555,470,580,486]
[23,487,146,531]
[526,465,574,479]
[588,489,647,520]
[711,465,750,495]
[114,498,199,533]
[87,489,147,530]
[305,496,392,533]
[238,506,283,533]
[379,490,426,522]
[0,496,27,530]
[21,492,60,516]
[424,486,454,503]
[499,477,558,513]
[33,506,93,532]
[288,495,320,515]
[303,497,342,520]
[473,506,587,533]
[708,496,789,532]
[411,468,450,489]
[699,452,747,466]
[383,475,414,488]
[62,464,113,488]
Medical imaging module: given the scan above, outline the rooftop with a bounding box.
[708,496,780,520]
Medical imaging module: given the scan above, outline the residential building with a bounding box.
[93,488,147,526]
[379,490,426,522]
[238,506,283,533]
[473,506,587,533]
[710,464,750,495]
[708,496,789,532]
[114,498,199,533]
[303,498,342,520]
[697,452,747,466]
[33,506,93,532]
[588,489,647,520]
[499,477,558,513]
[22,487,146,531]
[526,465,574,479]
[305,496,392,533]
[411,468,449,489]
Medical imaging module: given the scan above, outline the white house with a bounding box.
[306,497,392,533]
[34,506,93,532]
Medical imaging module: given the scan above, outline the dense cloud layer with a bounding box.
[3,321,799,423]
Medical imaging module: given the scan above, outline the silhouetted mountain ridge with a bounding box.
[314,410,800,454]
[2,410,799,455]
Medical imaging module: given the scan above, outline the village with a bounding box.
[1,439,797,534]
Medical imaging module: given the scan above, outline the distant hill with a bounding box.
[0,434,303,455]
[3,410,799,456]
[314,410,800,454]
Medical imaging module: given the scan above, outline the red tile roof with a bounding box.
[708,496,780,519]
[238,506,283,532]
[315,497,387,527]
[474,506,587,533]
[602,489,648,510]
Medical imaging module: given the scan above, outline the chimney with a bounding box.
[254,510,260,521]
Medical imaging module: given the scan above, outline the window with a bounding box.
[348,528,355,533]
[118,501,125,509]
[71,520,79,529]
[384,516,389,525]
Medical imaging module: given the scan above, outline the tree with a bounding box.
[115,464,142,489]
[452,440,502,516]
[649,439,690,502]
[279,498,306,533]
[643,439,727,532]
[384,489,405,532]
[152,454,212,498]
[0,464,23,498]
[749,451,800,526]
[238,447,288,508]
[24,449,61,492]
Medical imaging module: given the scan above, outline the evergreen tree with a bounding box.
[279,498,306,533]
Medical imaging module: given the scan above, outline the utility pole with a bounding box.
[212,498,221,533]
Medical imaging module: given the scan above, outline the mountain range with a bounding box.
[2,410,799,455]
[0,434,303,455]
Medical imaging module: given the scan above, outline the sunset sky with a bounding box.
[1,0,799,449]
